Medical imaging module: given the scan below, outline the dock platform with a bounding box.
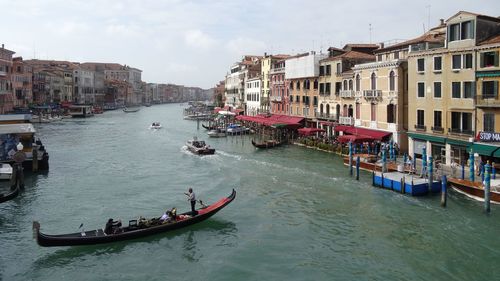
[373,171,441,196]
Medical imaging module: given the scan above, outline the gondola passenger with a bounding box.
[104,218,122,235]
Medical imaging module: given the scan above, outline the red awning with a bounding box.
[334,125,352,132]
[236,114,304,127]
[337,135,374,144]
[345,127,392,141]
[319,121,337,126]
[298,127,325,136]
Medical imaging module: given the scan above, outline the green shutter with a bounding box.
[495,51,500,67]
[480,53,485,68]
[495,81,499,98]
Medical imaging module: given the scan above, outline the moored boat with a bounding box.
[207,128,226,138]
[68,105,94,118]
[447,178,500,204]
[202,124,217,130]
[0,163,13,180]
[123,107,141,113]
[0,186,19,203]
[251,139,284,149]
[226,124,249,135]
[186,137,215,155]
[33,189,236,247]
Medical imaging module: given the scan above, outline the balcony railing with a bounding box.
[431,126,444,133]
[0,70,6,76]
[270,96,282,102]
[269,67,285,74]
[340,90,355,98]
[388,91,398,99]
[363,90,382,98]
[415,124,427,131]
[448,128,474,136]
[476,94,500,107]
[315,112,337,120]
[339,116,354,125]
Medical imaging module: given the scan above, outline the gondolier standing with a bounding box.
[185,188,196,214]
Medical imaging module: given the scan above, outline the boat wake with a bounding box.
[216,150,242,161]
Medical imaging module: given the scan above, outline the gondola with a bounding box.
[33,189,236,247]
[201,124,217,130]
[0,186,20,203]
[251,139,283,149]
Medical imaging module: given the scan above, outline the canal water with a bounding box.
[0,103,498,281]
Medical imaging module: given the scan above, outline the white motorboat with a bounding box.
[149,122,162,129]
[226,124,250,135]
[186,137,215,155]
[207,128,227,138]
[0,163,13,180]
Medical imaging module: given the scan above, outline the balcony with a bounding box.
[269,67,285,74]
[339,116,354,125]
[476,94,500,108]
[388,91,398,99]
[363,90,382,99]
[339,90,355,98]
[0,70,6,77]
[270,96,282,102]
[431,126,444,133]
[414,124,427,131]
[316,112,337,120]
[448,128,474,136]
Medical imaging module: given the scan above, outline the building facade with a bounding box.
[12,57,32,108]
[245,76,261,116]
[0,44,15,113]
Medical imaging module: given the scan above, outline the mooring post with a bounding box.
[493,162,496,180]
[390,140,394,161]
[372,170,375,186]
[484,162,491,214]
[356,155,360,181]
[32,147,39,172]
[413,152,417,172]
[10,163,17,189]
[428,155,433,193]
[349,142,353,176]
[368,143,371,155]
[421,147,427,178]
[197,118,200,130]
[401,175,406,194]
[382,147,387,173]
[469,152,475,182]
[403,153,407,167]
[441,175,447,207]
[481,164,485,182]
[461,162,465,180]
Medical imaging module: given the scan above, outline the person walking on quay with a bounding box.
[185,188,197,215]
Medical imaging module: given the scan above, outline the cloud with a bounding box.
[184,30,217,49]
[226,37,267,56]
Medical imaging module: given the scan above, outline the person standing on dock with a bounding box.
[185,188,197,214]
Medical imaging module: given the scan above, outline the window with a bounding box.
[394,52,399,60]
[356,103,360,119]
[349,80,353,90]
[290,95,293,102]
[452,55,461,69]
[417,58,425,72]
[463,82,474,98]
[461,21,473,40]
[319,66,325,76]
[449,24,460,41]
[290,82,293,90]
[325,83,331,94]
[434,111,442,128]
[326,65,331,75]
[434,82,441,98]
[296,81,300,90]
[417,110,425,126]
[356,74,361,91]
[336,63,341,74]
[319,83,324,95]
[387,104,396,123]
[343,80,348,90]
[452,82,461,98]
[377,54,382,61]
[484,113,495,132]
[482,81,498,98]
[464,53,473,69]
[462,113,472,133]
[417,82,425,98]
[314,80,318,89]
[371,73,376,90]
[371,103,376,121]
[313,96,318,106]
[481,51,499,68]
[389,71,395,91]
[434,56,442,71]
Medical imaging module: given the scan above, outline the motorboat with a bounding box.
[226,124,249,135]
[0,163,13,180]
[186,137,215,155]
[149,122,162,129]
[68,105,94,118]
[123,107,141,113]
[207,128,227,138]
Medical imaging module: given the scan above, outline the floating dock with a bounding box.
[372,171,441,196]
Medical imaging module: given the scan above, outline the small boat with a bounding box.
[92,106,104,114]
[123,107,141,113]
[0,163,13,180]
[33,189,236,247]
[447,178,500,204]
[0,186,20,203]
[186,137,215,155]
[202,124,217,130]
[68,105,94,118]
[149,122,162,129]
[251,139,283,149]
[226,124,249,135]
[207,128,227,138]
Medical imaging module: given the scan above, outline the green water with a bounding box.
[0,104,498,281]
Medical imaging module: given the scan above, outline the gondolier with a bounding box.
[185,188,196,214]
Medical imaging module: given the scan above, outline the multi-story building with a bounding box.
[318,45,377,135]
[351,37,418,151]
[26,60,78,104]
[245,76,261,116]
[213,81,225,107]
[12,57,33,108]
[269,59,287,115]
[286,52,327,125]
[224,56,261,110]
[73,67,95,104]
[408,11,500,165]
[261,54,289,114]
[0,44,15,113]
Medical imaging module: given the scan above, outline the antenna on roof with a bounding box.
[426,4,431,31]
[369,24,373,44]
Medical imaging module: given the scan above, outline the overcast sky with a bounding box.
[1,0,499,89]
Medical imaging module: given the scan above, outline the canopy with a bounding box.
[337,135,374,144]
[472,143,500,157]
[298,127,325,136]
[236,114,304,128]
[335,125,392,141]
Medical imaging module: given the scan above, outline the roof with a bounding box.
[321,50,375,62]
[375,25,446,53]
[0,123,36,135]
[342,44,379,49]
[298,127,325,136]
[479,34,500,46]
[447,11,500,23]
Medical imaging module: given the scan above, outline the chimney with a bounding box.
[1,44,4,49]
[379,42,385,49]
[440,19,444,25]
[264,52,267,57]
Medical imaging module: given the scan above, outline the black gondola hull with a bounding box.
[0,186,19,203]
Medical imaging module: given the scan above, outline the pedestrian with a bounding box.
[185,188,197,215]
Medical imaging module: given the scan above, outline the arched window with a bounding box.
[326,104,330,116]
[336,104,341,120]
[343,80,348,90]
[356,74,361,91]
[349,80,353,90]
[389,71,395,91]
[387,104,396,123]
[348,105,353,118]
[313,79,318,89]
[371,73,376,90]
[296,81,300,89]
[320,104,324,114]
[343,104,348,117]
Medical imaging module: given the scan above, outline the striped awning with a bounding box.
[476,71,500,78]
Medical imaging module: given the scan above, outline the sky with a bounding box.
[1,0,499,89]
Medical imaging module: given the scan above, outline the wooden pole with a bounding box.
[484,163,491,214]
[428,155,433,193]
[10,163,17,189]
[441,175,447,207]
[469,151,475,182]
[32,147,39,172]
[356,155,360,180]
[461,162,465,180]
[349,142,353,176]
